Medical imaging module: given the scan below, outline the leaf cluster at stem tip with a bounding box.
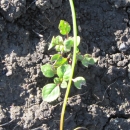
[40,20,97,102]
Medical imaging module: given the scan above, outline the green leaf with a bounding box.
[48,36,55,50]
[55,45,64,52]
[60,81,67,88]
[54,57,67,67]
[81,54,97,67]
[77,54,83,61]
[54,77,61,85]
[48,36,63,50]
[41,64,55,78]
[63,38,74,52]
[60,45,64,52]
[56,35,63,44]
[57,64,71,81]
[51,54,61,61]
[76,47,79,53]
[42,83,60,102]
[51,54,67,67]
[63,36,80,52]
[55,45,60,51]
[58,20,71,35]
[72,77,86,89]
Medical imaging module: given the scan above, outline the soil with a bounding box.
[0,0,130,130]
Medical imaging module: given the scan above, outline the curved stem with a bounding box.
[60,0,77,130]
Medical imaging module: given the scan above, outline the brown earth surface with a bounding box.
[0,0,130,129]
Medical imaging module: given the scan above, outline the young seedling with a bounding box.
[41,20,97,102]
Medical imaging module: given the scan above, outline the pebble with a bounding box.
[6,65,12,70]
[117,59,128,66]
[6,70,12,76]
[92,48,100,57]
[112,53,122,63]
[119,42,128,52]
[128,64,130,79]
[117,61,124,66]
[29,94,34,98]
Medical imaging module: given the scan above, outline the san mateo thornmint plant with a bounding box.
[41,20,97,102]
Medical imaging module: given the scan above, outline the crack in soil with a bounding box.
[103,114,130,130]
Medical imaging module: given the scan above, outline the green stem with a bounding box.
[60,0,77,130]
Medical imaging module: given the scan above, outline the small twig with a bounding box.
[32,30,44,38]
[45,33,52,42]
[95,80,117,105]
[0,119,15,127]
[68,91,88,99]
[44,15,52,24]
[51,101,63,110]
[31,18,46,29]
[54,114,72,122]
[12,124,19,130]
[74,127,88,130]
[12,120,23,130]
[26,0,36,10]
[65,114,72,121]
[8,83,12,93]
[30,126,43,130]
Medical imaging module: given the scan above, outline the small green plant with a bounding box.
[41,20,97,102]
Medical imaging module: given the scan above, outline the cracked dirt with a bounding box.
[0,0,130,129]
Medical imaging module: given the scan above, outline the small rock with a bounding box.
[92,48,100,57]
[129,55,130,60]
[29,94,34,98]
[108,59,114,65]
[112,53,122,63]
[6,65,12,70]
[117,61,123,66]
[119,42,129,52]
[6,70,12,76]
[117,58,128,67]
[128,64,130,79]
[10,106,21,119]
